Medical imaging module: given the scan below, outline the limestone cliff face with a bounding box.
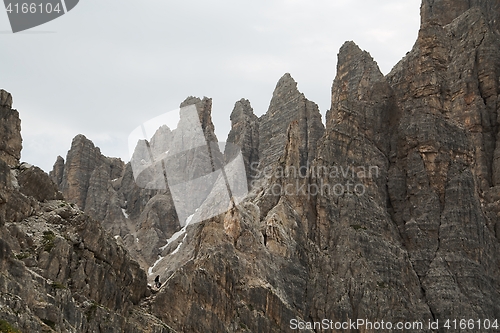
[258,73,325,172]
[0,92,31,229]
[0,95,174,332]
[0,90,21,167]
[225,99,259,186]
[145,2,500,332]
[386,3,500,319]
[55,134,108,210]
[50,96,225,270]
[51,135,134,247]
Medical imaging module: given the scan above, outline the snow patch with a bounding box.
[185,214,194,225]
[170,234,187,255]
[121,208,129,219]
[148,255,164,276]
[159,213,194,251]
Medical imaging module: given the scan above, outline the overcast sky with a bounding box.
[0,0,421,172]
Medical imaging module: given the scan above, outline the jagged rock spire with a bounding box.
[327,41,396,156]
[57,134,106,210]
[0,89,21,167]
[258,73,324,172]
[180,96,219,145]
[225,99,259,186]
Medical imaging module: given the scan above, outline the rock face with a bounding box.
[8,0,500,331]
[0,93,31,229]
[386,5,500,319]
[50,96,225,270]
[144,2,500,332]
[55,134,109,210]
[0,89,21,167]
[258,74,325,172]
[421,0,500,30]
[225,99,260,186]
[0,95,174,332]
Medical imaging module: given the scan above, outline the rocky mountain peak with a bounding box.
[225,99,259,185]
[274,72,297,91]
[71,133,99,150]
[268,73,301,111]
[180,96,218,144]
[0,89,21,167]
[336,41,383,79]
[0,90,13,108]
[229,98,256,124]
[50,155,65,186]
[258,73,324,172]
[326,40,395,155]
[56,134,106,210]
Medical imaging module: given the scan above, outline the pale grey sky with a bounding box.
[0,0,421,172]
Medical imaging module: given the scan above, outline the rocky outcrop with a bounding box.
[0,93,31,228]
[0,94,174,332]
[225,99,259,187]
[50,135,137,251]
[56,134,108,210]
[327,41,398,157]
[0,194,174,332]
[386,3,500,319]
[0,89,21,167]
[181,96,220,150]
[142,2,500,332]
[258,73,325,172]
[0,90,13,108]
[50,155,65,188]
[18,163,63,202]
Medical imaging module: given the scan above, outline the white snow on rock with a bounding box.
[159,213,194,251]
[148,213,195,275]
[148,255,164,276]
[121,208,129,219]
[170,234,187,255]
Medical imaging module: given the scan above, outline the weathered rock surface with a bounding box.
[0,89,21,167]
[386,4,500,320]
[18,163,63,202]
[55,134,107,210]
[225,99,260,187]
[50,96,226,270]
[143,2,500,332]
[258,73,325,172]
[0,97,174,332]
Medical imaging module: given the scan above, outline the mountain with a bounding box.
[2,0,500,331]
[0,89,174,332]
